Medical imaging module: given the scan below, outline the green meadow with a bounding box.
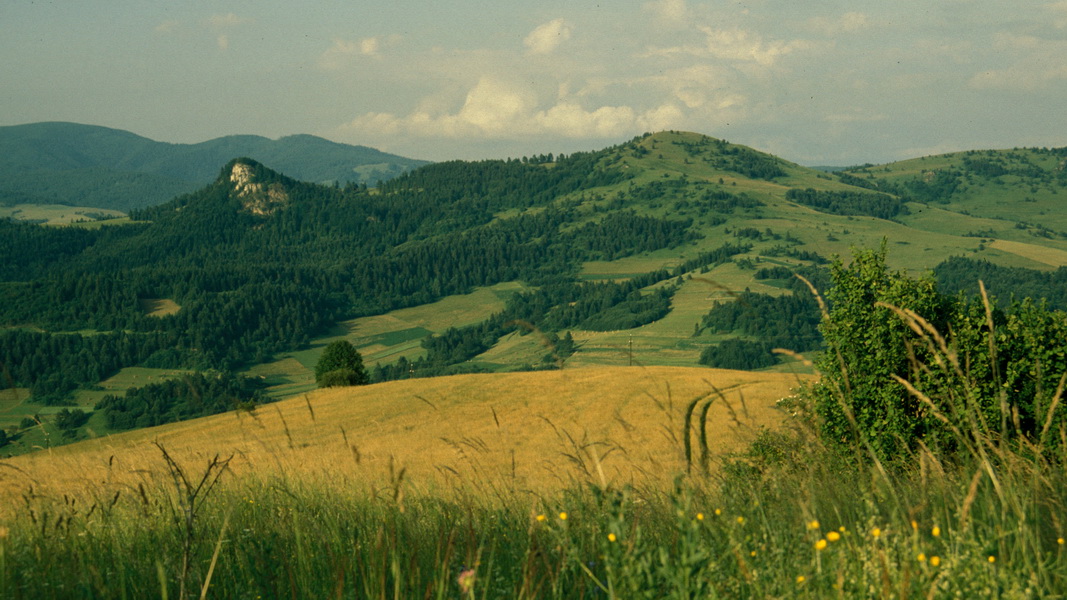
[0,204,126,226]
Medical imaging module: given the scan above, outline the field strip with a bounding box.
[989,239,1067,267]
[0,366,812,510]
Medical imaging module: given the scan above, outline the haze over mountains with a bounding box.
[0,122,429,212]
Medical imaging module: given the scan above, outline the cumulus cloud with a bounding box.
[361,37,381,56]
[700,27,813,66]
[524,18,572,55]
[341,77,686,140]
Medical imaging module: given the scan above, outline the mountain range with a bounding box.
[0,122,428,211]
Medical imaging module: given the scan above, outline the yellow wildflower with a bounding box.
[607,533,617,543]
[871,527,882,538]
[714,508,722,516]
[796,575,806,584]
[808,520,820,530]
[987,555,996,564]
[559,512,568,521]
[917,553,926,562]
[931,526,941,537]
[736,516,745,525]
[815,539,828,550]
[827,531,841,542]
[1059,538,1065,545]
[536,514,546,522]
[696,513,704,521]
[930,556,941,567]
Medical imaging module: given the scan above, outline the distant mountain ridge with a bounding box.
[0,122,429,212]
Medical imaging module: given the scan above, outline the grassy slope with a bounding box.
[0,366,809,510]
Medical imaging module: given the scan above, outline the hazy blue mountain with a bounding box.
[0,122,428,211]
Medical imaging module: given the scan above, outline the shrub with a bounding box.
[314,340,368,388]
[318,368,363,388]
[803,243,1067,463]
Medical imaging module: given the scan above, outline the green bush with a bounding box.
[803,244,1067,463]
[314,340,367,388]
[317,368,362,388]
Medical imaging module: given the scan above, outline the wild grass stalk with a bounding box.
[3,301,1067,597]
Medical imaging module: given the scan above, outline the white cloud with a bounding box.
[700,27,812,66]
[217,35,229,50]
[524,18,572,55]
[340,77,687,141]
[361,37,380,56]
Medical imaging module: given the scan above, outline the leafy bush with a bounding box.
[318,368,363,388]
[314,340,368,388]
[803,244,1067,463]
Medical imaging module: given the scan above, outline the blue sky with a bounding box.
[3,0,1066,164]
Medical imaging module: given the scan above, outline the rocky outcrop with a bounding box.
[230,162,289,216]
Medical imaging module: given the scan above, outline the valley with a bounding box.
[2,131,1067,454]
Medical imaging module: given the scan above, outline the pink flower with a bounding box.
[457,569,476,594]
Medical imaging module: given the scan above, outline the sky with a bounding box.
[3,0,1066,165]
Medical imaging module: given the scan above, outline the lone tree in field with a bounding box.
[315,340,368,388]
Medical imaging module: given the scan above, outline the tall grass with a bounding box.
[3,456,1063,597]
[2,316,1067,597]
[2,413,1065,597]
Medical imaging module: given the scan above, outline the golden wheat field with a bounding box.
[0,366,810,516]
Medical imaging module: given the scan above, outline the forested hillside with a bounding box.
[0,139,713,445]
[4,130,1067,454]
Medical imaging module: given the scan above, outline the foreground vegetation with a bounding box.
[3,249,1067,597]
[1,402,1063,598]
